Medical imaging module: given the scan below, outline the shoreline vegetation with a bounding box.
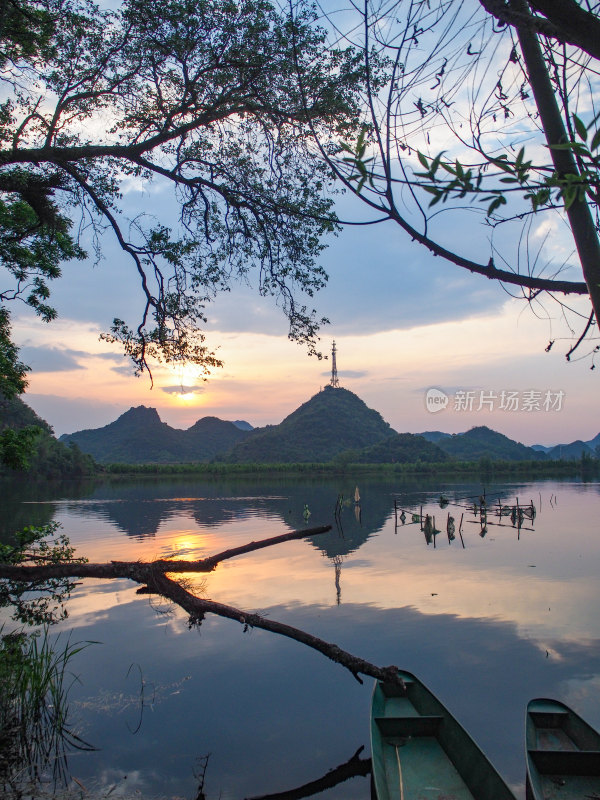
[97,457,600,478]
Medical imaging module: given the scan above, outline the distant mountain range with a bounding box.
[420,427,546,461]
[531,433,600,460]
[422,430,600,461]
[59,406,253,464]
[57,388,600,465]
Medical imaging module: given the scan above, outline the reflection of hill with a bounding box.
[282,481,393,558]
[3,475,543,549]
[39,476,393,551]
[0,478,97,541]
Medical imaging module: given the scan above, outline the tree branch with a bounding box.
[0,523,404,686]
[0,526,332,581]
[478,0,600,60]
[147,571,400,685]
[245,746,371,800]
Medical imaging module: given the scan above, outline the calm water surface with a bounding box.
[2,475,600,799]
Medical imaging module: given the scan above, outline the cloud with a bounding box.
[110,364,139,376]
[19,346,85,373]
[90,351,128,362]
[161,384,205,395]
[320,369,369,379]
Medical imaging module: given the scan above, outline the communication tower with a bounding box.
[330,340,340,388]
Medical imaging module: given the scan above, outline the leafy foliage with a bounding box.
[0,522,87,625]
[0,393,95,476]
[0,0,364,379]
[0,425,41,470]
[414,110,600,217]
[0,308,29,398]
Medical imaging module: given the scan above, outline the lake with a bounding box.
[2,474,600,800]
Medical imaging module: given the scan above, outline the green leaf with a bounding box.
[417,151,430,169]
[550,142,588,154]
[590,129,600,152]
[441,162,457,176]
[490,156,512,173]
[430,153,444,175]
[563,186,578,209]
[487,195,507,216]
[573,114,588,142]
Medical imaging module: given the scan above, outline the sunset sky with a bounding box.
[11,182,597,447]
[6,1,599,448]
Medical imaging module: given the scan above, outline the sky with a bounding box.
[11,186,597,447]
[5,1,599,447]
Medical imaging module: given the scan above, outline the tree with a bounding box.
[0,307,28,397]
[0,0,363,381]
[0,308,41,468]
[321,0,600,362]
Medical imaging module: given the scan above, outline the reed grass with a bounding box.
[0,628,95,798]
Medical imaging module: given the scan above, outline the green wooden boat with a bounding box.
[370,670,516,800]
[526,698,600,800]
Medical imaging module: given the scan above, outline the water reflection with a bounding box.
[1,476,600,799]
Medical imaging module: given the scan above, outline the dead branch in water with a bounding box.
[0,525,402,686]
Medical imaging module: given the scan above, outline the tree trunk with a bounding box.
[511,0,600,326]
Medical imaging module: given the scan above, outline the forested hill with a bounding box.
[0,394,95,477]
[431,426,545,461]
[224,386,397,463]
[339,432,449,464]
[60,406,252,463]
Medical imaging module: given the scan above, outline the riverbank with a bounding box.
[99,456,600,478]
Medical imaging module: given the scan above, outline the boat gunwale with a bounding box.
[526,697,600,800]
[371,670,517,800]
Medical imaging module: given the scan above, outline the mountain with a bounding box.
[224,386,396,463]
[532,433,600,459]
[60,406,251,463]
[420,430,453,444]
[184,416,254,456]
[338,432,449,464]
[586,433,600,451]
[546,440,594,460]
[433,426,545,461]
[232,420,253,431]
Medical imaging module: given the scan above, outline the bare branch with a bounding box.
[0,523,405,686]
